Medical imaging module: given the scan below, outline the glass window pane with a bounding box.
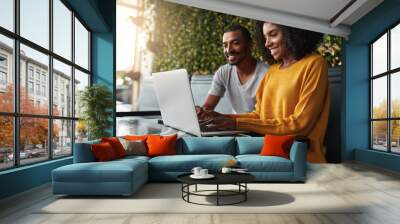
[53,0,72,60]
[116,2,138,112]
[0,116,14,170]
[20,117,49,165]
[20,0,49,49]
[0,34,14,112]
[392,120,400,153]
[116,116,163,136]
[53,59,72,117]
[75,120,88,143]
[0,0,14,31]
[372,77,387,119]
[391,24,400,70]
[20,44,49,115]
[74,18,89,70]
[391,72,400,118]
[372,121,388,151]
[53,119,72,158]
[74,69,89,118]
[372,33,387,76]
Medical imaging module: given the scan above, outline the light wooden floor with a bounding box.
[1,162,400,224]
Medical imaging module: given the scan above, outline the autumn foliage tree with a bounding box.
[372,99,400,144]
[0,84,59,152]
[0,85,14,150]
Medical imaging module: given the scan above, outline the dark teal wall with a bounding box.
[91,0,116,135]
[92,31,115,135]
[0,0,116,200]
[343,43,369,160]
[344,0,400,171]
[66,0,110,32]
[0,158,72,199]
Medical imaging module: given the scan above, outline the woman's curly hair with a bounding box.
[255,21,323,64]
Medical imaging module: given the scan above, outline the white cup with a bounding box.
[221,167,232,174]
[200,169,208,176]
[191,167,202,176]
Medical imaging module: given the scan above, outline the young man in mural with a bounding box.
[196,24,269,115]
[199,22,330,163]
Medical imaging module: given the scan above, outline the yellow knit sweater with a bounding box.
[232,53,330,163]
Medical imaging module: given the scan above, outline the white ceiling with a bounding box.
[165,0,384,38]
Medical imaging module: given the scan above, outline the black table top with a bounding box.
[177,172,255,185]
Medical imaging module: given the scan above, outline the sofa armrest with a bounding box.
[73,140,100,163]
[289,140,308,181]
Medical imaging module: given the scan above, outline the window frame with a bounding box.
[370,19,400,154]
[0,0,92,171]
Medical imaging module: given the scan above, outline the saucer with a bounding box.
[190,174,215,179]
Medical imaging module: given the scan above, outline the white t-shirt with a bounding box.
[208,61,269,114]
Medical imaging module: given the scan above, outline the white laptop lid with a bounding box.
[152,69,202,136]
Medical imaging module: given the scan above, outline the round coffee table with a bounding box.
[177,173,255,206]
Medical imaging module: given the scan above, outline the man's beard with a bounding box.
[225,52,244,65]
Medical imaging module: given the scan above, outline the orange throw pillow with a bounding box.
[146,134,177,157]
[91,142,117,161]
[260,135,295,159]
[124,135,148,141]
[101,137,127,158]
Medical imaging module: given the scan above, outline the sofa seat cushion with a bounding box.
[117,155,150,162]
[53,159,147,183]
[236,155,293,172]
[149,154,235,172]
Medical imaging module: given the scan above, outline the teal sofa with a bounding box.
[52,137,307,196]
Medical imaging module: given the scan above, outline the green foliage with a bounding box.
[317,35,342,67]
[144,0,343,74]
[145,0,263,75]
[79,84,113,140]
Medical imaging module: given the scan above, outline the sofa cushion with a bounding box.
[119,138,147,156]
[116,155,150,163]
[125,135,148,141]
[101,137,127,158]
[178,137,235,155]
[147,134,177,157]
[236,137,263,155]
[52,159,147,183]
[236,155,293,172]
[91,142,118,161]
[148,154,235,172]
[260,135,294,159]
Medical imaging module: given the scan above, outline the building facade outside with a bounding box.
[0,41,75,167]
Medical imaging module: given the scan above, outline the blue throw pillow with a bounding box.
[236,137,264,155]
[179,137,235,155]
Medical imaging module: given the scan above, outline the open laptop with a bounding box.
[152,69,247,137]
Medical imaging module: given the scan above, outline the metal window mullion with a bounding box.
[13,0,20,167]
[372,118,394,121]
[48,0,53,160]
[74,64,90,74]
[71,11,76,155]
[88,31,91,76]
[370,45,373,149]
[387,30,391,152]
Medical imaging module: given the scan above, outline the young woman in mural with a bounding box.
[199,22,330,163]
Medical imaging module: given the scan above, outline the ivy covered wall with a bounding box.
[145,0,262,75]
[145,0,341,75]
